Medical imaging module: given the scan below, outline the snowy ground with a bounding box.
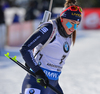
[0,30,100,94]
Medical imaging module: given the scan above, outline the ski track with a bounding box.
[0,30,100,94]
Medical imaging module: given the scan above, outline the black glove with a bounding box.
[35,69,49,88]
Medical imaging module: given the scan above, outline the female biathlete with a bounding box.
[20,0,82,94]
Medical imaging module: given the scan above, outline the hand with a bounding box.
[35,69,49,88]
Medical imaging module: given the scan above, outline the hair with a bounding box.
[64,0,77,7]
[64,0,77,45]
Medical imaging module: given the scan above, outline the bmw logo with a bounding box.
[29,89,35,94]
[63,42,69,53]
[38,62,41,66]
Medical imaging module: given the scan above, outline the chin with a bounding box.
[67,32,72,35]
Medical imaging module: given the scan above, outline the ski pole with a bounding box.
[4,52,63,94]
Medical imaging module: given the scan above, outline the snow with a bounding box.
[0,30,100,94]
[60,30,100,94]
[0,47,26,94]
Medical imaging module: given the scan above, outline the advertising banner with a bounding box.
[7,21,33,46]
[83,8,100,29]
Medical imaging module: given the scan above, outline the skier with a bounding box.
[20,0,82,94]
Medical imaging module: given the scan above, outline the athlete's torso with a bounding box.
[20,19,72,80]
[33,22,72,80]
[34,31,71,71]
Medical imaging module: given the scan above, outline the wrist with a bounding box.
[33,65,42,73]
[35,69,45,76]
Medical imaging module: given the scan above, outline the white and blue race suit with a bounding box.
[20,18,72,94]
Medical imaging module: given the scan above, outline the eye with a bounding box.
[77,24,79,26]
[71,22,74,24]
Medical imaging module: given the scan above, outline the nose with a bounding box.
[66,22,78,30]
[71,24,77,30]
[70,25,75,31]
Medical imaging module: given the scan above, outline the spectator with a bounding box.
[1,1,10,11]
[0,4,6,55]
[0,5,5,24]
[37,0,49,19]
[24,0,38,21]
[12,13,20,23]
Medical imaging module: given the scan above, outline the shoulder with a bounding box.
[38,19,57,32]
[39,22,53,32]
[36,23,53,38]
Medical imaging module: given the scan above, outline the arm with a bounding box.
[20,23,53,73]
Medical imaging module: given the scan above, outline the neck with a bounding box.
[56,17,71,38]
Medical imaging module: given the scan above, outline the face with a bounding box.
[61,18,80,35]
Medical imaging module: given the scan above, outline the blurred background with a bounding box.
[0,0,100,48]
[0,0,100,94]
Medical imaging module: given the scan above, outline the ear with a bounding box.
[60,18,63,22]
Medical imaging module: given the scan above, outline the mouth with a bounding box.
[69,29,74,33]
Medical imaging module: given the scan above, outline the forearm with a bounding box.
[20,48,41,72]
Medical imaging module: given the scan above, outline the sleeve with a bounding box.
[20,23,53,73]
